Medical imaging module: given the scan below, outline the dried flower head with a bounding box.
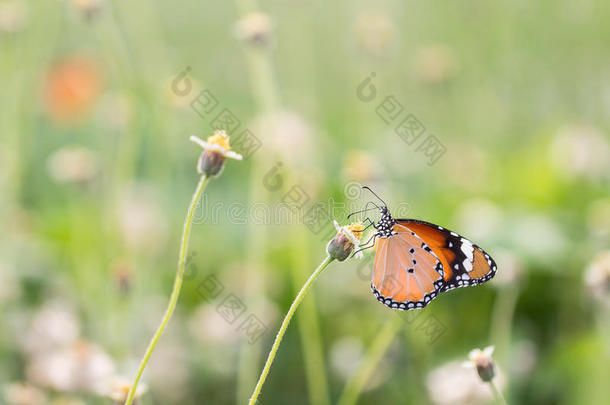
[326,221,364,261]
[190,131,242,177]
[234,12,272,46]
[463,346,496,382]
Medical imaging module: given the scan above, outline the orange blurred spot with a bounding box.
[44,55,102,124]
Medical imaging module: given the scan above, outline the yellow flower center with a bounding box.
[207,130,231,151]
[346,222,363,240]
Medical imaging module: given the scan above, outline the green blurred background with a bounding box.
[1,0,609,404]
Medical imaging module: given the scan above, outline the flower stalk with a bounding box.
[124,174,210,405]
[249,221,363,404]
[463,346,508,405]
[125,132,241,405]
[490,379,508,405]
[248,255,334,405]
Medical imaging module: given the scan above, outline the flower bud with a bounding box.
[326,221,363,261]
[464,346,496,382]
[190,130,242,177]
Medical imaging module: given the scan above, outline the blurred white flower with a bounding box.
[426,360,501,405]
[118,183,168,252]
[26,340,115,393]
[102,376,147,404]
[414,45,458,84]
[234,12,272,45]
[454,198,503,242]
[329,336,364,381]
[0,0,27,34]
[250,110,314,168]
[584,250,610,305]
[3,382,47,405]
[549,125,610,181]
[354,11,394,55]
[21,301,80,355]
[47,146,99,184]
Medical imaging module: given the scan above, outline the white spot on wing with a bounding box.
[459,238,474,272]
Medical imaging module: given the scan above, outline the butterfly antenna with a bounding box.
[362,186,387,207]
[347,202,380,219]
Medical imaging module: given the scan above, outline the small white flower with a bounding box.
[190,131,243,177]
[190,133,243,161]
[463,346,496,382]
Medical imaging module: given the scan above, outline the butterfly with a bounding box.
[350,187,497,310]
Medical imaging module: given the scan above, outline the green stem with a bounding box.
[489,285,520,373]
[124,175,210,405]
[489,379,508,405]
[248,255,335,405]
[291,227,331,405]
[337,316,403,405]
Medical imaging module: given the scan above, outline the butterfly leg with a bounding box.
[361,217,377,231]
[351,233,378,257]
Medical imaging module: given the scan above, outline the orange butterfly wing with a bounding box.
[371,224,445,310]
[395,219,497,291]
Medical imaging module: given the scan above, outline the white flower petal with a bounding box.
[333,220,342,233]
[189,135,208,149]
[468,348,481,361]
[225,150,243,160]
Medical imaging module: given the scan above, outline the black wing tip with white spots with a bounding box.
[441,244,497,292]
[396,218,498,292]
[371,282,444,311]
